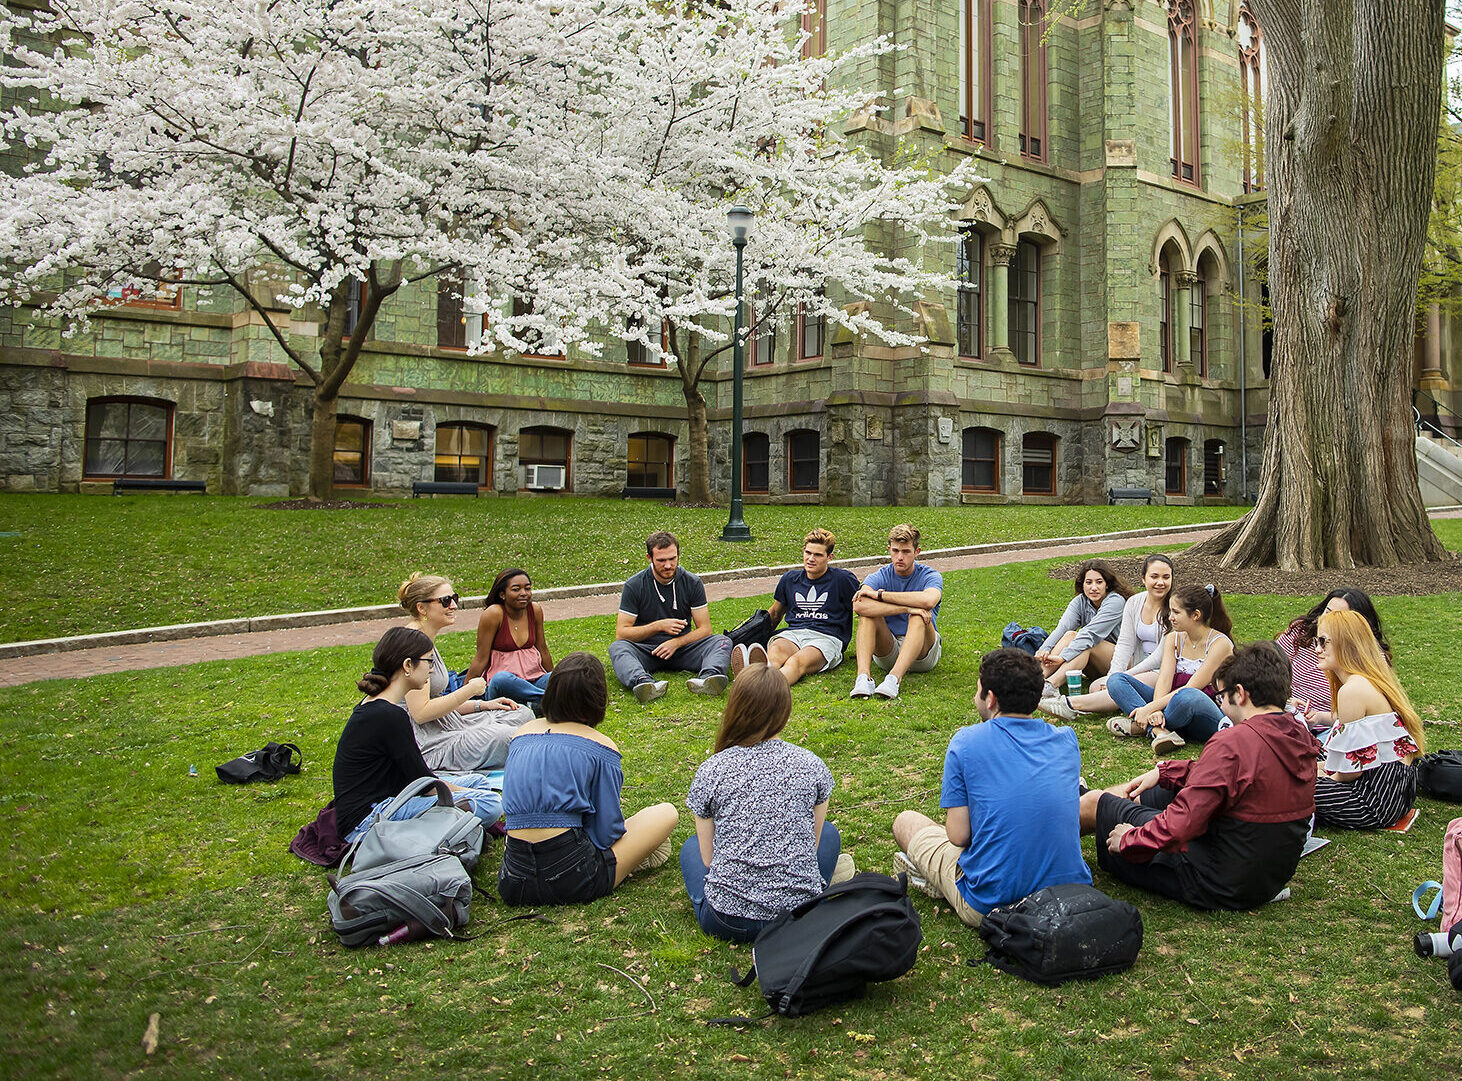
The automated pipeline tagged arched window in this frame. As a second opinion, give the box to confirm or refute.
[798,295,826,360]
[1009,240,1041,366]
[1203,439,1226,496]
[628,433,674,489]
[787,429,820,492]
[1238,4,1265,193]
[1018,1,1048,161]
[1167,1,1200,185]
[434,422,494,487]
[957,228,983,358]
[962,427,1001,492]
[960,1,992,143]
[1159,248,1174,373]
[1021,432,1057,495]
[437,275,487,351]
[333,415,371,486]
[743,432,770,493]
[519,425,572,490]
[1165,436,1189,495]
[1190,261,1209,378]
[83,397,173,478]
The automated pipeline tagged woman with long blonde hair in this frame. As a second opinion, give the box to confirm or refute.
[1313,609,1423,830]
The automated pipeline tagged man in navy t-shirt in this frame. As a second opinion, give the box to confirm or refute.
[740,527,861,686]
[891,648,1092,926]
[848,523,943,701]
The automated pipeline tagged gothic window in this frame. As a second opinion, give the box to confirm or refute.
[1009,240,1041,366]
[1190,266,1207,378]
[960,1,992,143]
[1018,1,1048,161]
[1167,1,1200,185]
[801,0,826,58]
[957,228,983,358]
[1159,249,1174,373]
[1238,4,1265,193]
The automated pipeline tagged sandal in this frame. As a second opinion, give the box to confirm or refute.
[1106,716,1149,738]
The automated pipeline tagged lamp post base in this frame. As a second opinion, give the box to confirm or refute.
[719,502,752,542]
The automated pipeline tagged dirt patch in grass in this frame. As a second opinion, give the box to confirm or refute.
[1050,554,1462,596]
[253,498,395,510]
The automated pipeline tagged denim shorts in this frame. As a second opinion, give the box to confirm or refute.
[497,828,616,906]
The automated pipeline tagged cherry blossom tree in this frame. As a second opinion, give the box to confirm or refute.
[0,0,979,500]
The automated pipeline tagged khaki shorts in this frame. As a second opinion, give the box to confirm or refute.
[769,626,846,672]
[874,630,942,673]
[905,822,984,927]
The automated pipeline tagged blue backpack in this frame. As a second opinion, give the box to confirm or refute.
[1001,622,1048,656]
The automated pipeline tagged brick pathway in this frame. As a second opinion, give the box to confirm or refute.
[0,527,1225,687]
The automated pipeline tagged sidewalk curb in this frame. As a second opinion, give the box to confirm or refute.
[0,519,1238,660]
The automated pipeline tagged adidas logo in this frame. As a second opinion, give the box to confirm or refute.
[795,584,828,612]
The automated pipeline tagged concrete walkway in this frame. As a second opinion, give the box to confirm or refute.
[0,525,1226,687]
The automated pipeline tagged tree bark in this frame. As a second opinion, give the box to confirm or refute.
[670,325,712,503]
[1197,0,1449,569]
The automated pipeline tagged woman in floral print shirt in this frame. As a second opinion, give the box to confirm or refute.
[1313,610,1423,830]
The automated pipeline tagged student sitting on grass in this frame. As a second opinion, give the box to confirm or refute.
[1275,588,1391,729]
[1080,642,1320,911]
[468,566,553,710]
[1312,609,1423,830]
[1043,553,1173,721]
[400,572,535,771]
[1103,583,1234,755]
[1033,559,1132,694]
[681,663,855,942]
[334,627,505,843]
[497,652,678,906]
[891,648,1091,927]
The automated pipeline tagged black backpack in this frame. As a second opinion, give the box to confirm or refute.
[216,741,302,784]
[1419,750,1462,803]
[725,608,777,650]
[722,873,921,1019]
[976,883,1142,986]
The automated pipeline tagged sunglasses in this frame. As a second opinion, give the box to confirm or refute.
[1313,635,1331,651]
[433,593,461,608]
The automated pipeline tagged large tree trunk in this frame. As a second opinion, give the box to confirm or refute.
[308,391,339,500]
[1198,0,1449,569]
[670,326,712,502]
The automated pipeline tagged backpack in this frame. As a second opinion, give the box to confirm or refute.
[723,873,921,1019]
[1418,750,1462,803]
[976,883,1143,986]
[342,776,486,875]
[1000,622,1048,657]
[327,851,473,948]
[1413,816,1462,962]
[215,741,302,784]
[725,608,777,650]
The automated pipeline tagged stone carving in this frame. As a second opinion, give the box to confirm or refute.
[937,417,954,443]
[249,399,275,417]
[391,420,422,441]
[865,416,884,441]
[991,243,1018,266]
[1110,418,1141,451]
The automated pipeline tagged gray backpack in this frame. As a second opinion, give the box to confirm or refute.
[342,776,485,874]
[327,851,473,947]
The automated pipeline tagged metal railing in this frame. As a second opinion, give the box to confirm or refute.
[1413,389,1462,452]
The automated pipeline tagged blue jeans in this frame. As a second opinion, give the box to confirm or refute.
[679,822,842,943]
[487,671,550,705]
[1107,674,1225,744]
[343,771,504,843]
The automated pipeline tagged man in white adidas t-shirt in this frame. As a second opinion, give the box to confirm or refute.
[735,528,861,686]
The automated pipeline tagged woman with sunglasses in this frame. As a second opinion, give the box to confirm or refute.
[1312,609,1423,830]
[333,626,504,844]
[1275,588,1391,730]
[400,572,534,772]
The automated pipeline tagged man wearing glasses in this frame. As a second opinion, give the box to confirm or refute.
[1078,642,1322,910]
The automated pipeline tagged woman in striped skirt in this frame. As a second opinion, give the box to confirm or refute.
[1313,609,1421,830]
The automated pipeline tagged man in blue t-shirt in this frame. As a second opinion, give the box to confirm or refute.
[891,648,1092,927]
[848,523,943,700]
[740,527,861,686]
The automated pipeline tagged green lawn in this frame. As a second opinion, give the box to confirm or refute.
[3,551,1461,1079]
[0,494,1246,643]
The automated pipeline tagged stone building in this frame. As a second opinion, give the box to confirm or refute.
[3,1,1445,504]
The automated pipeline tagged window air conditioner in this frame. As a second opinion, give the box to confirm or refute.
[524,464,566,490]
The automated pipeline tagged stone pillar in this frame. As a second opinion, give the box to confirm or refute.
[1421,301,1449,391]
[989,244,1017,351]
[1174,271,1197,369]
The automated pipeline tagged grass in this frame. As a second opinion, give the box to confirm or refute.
[3,549,1462,1079]
[0,494,1247,643]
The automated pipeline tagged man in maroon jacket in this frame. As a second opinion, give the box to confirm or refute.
[1079,642,1322,910]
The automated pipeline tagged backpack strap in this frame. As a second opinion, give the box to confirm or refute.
[338,776,455,875]
[1414,881,1444,921]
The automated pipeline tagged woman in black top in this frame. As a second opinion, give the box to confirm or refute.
[334,627,504,842]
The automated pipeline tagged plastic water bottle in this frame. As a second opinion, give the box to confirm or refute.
[377,919,430,946]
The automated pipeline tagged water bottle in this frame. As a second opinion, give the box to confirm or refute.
[377,919,430,946]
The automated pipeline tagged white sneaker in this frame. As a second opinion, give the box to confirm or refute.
[830,853,857,885]
[849,673,877,698]
[1042,695,1080,722]
[893,851,939,899]
[872,674,900,699]
[687,674,727,696]
[633,679,668,703]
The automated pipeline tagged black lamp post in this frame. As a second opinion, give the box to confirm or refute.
[720,205,754,542]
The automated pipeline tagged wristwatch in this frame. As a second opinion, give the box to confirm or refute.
[877,589,884,602]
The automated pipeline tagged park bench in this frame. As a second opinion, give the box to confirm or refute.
[112,478,206,495]
[412,481,479,498]
[620,486,677,500]
[1107,486,1154,505]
